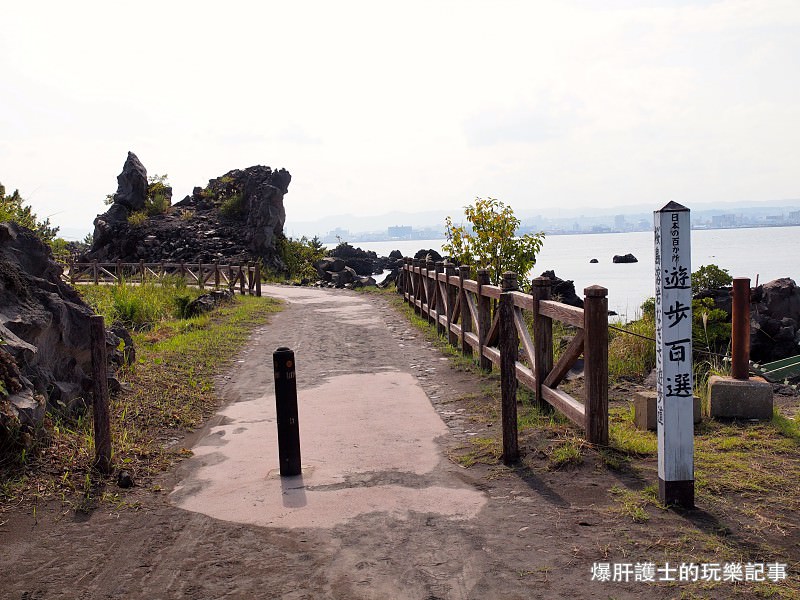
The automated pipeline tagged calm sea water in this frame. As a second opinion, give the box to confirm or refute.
[349,226,799,320]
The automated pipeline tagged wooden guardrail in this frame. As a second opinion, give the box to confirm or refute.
[66,260,262,297]
[398,257,608,460]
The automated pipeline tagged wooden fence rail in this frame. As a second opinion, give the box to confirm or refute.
[65,260,262,297]
[398,257,608,460]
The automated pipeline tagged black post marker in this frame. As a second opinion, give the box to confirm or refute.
[273,347,301,476]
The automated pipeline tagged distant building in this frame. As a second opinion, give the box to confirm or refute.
[711,214,736,228]
[614,215,626,231]
[387,225,413,239]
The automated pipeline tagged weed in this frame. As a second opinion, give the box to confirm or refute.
[548,439,583,470]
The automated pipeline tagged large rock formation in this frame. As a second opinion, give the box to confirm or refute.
[0,223,129,439]
[86,153,291,270]
[751,278,800,363]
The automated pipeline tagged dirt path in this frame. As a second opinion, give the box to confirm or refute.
[1,286,692,599]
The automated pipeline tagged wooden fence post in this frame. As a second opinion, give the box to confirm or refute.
[458,265,472,357]
[116,259,122,284]
[93,260,99,285]
[69,258,75,285]
[584,285,609,445]
[180,260,186,281]
[444,262,458,346]
[89,315,112,475]
[532,276,554,413]
[139,259,145,284]
[255,262,262,297]
[476,269,492,372]
[198,262,205,290]
[500,272,519,465]
[228,264,234,292]
[239,266,246,295]
[246,262,253,295]
[412,259,421,314]
[434,261,445,336]
[425,258,435,326]
[214,261,220,289]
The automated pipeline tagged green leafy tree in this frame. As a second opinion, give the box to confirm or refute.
[443,197,545,288]
[692,264,732,293]
[279,235,327,280]
[0,182,60,243]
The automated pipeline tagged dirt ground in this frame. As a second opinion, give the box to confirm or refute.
[0,285,793,599]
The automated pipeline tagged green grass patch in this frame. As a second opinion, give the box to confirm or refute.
[609,484,665,523]
[607,317,656,382]
[548,439,583,470]
[449,437,502,467]
[0,295,282,513]
[80,278,203,330]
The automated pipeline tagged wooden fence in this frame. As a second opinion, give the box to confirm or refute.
[398,257,608,461]
[66,260,262,297]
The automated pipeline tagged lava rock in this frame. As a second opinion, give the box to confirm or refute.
[612,253,638,263]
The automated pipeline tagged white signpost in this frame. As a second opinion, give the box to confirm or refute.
[654,201,694,508]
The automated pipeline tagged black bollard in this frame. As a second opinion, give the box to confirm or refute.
[273,346,302,476]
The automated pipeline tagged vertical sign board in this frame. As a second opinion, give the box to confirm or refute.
[654,201,694,508]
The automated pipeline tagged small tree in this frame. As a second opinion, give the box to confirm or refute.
[0,182,60,243]
[443,197,544,288]
[692,264,732,293]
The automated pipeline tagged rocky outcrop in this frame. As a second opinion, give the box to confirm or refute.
[85,153,291,270]
[539,270,583,308]
[751,278,800,363]
[613,253,638,264]
[0,223,130,439]
[313,257,376,289]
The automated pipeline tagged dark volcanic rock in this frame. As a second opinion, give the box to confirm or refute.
[589,258,599,264]
[86,154,291,270]
[0,223,130,435]
[539,270,584,308]
[113,151,148,212]
[612,253,638,264]
[751,278,800,363]
[414,249,443,263]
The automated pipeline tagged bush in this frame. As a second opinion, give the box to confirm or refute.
[128,211,148,226]
[443,197,545,289]
[693,264,732,293]
[279,235,326,280]
[219,193,245,218]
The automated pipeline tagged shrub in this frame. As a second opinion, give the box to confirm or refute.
[279,235,326,280]
[128,211,148,226]
[443,197,545,289]
[693,264,732,293]
[219,193,245,218]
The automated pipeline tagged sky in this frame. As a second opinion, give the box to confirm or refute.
[2,0,799,239]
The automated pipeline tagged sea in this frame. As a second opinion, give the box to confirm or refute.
[343,225,799,321]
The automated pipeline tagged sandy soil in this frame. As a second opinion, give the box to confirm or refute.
[0,285,746,599]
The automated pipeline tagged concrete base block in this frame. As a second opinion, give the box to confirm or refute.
[633,391,701,431]
[708,375,773,420]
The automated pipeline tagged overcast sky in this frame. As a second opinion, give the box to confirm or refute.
[2,0,798,239]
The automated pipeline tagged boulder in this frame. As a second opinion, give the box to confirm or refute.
[0,223,131,437]
[414,249,442,263]
[589,258,598,264]
[113,151,148,211]
[539,270,583,308]
[185,289,234,317]
[612,253,638,264]
[751,278,800,362]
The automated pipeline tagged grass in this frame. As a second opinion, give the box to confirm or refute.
[80,278,204,330]
[0,294,281,513]
[607,316,656,382]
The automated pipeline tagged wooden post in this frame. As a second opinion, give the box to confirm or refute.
[228,264,234,292]
[445,263,458,347]
[160,261,165,281]
[198,262,205,290]
[116,259,122,284]
[477,269,492,372]
[434,261,445,336]
[731,277,751,380]
[412,259,421,314]
[239,266,246,296]
[247,262,254,295]
[214,261,220,289]
[654,202,694,508]
[458,265,472,357]
[532,276,554,413]
[93,260,99,285]
[584,285,609,446]
[255,262,262,297]
[139,259,145,284]
[180,260,186,282]
[500,272,519,465]
[90,315,112,475]
[69,258,75,285]
[426,258,435,326]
